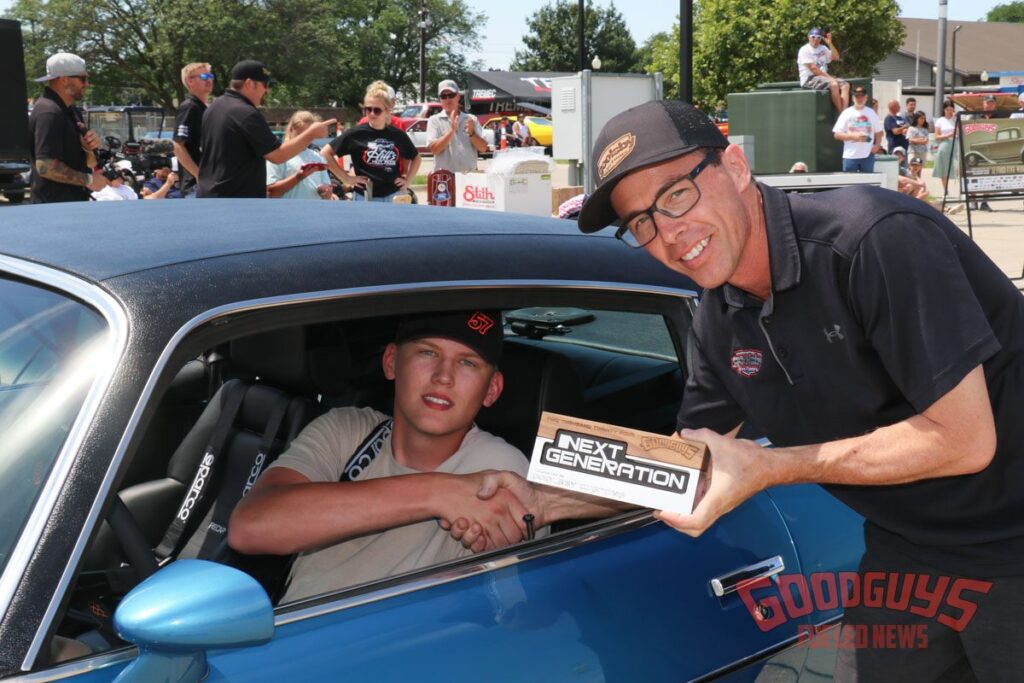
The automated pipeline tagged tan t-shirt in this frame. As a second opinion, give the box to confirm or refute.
[267,406,529,602]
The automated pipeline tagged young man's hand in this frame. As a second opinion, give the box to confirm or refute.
[434,472,530,550]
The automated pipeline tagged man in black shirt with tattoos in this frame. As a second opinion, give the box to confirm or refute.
[28,52,108,203]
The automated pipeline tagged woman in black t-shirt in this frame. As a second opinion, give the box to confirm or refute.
[323,81,420,201]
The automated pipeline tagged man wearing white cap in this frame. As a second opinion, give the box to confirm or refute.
[426,79,488,173]
[28,52,108,203]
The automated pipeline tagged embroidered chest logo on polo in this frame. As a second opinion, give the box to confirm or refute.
[730,349,763,377]
[597,133,636,179]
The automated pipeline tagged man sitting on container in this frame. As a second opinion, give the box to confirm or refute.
[797,27,848,114]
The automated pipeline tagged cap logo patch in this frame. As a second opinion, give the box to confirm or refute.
[597,133,636,179]
[730,349,763,377]
[467,312,495,335]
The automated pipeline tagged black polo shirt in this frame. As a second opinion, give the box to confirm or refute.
[173,93,206,195]
[197,89,279,198]
[28,87,90,203]
[678,183,1024,576]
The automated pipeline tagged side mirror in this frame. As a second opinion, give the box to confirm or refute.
[112,559,274,683]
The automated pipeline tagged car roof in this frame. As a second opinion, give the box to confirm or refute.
[0,202,691,321]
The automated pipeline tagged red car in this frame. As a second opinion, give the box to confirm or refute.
[397,102,443,129]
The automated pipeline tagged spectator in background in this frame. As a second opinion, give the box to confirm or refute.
[173,62,213,197]
[427,79,487,173]
[199,60,335,198]
[266,111,334,200]
[907,111,929,164]
[142,164,182,199]
[980,94,1000,119]
[833,85,883,172]
[901,97,927,131]
[499,116,518,148]
[893,148,928,200]
[932,100,958,196]
[357,83,407,131]
[323,81,420,202]
[91,168,138,201]
[788,161,809,173]
[513,113,533,147]
[797,27,848,113]
[883,99,908,153]
[28,52,107,202]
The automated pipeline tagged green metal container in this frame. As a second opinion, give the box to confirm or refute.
[728,79,872,174]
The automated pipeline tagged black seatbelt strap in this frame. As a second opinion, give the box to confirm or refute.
[340,419,392,482]
[156,381,247,560]
[195,393,291,560]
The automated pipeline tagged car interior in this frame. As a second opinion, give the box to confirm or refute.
[50,296,693,664]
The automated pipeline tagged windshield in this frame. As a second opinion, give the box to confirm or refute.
[398,106,422,119]
[129,110,166,139]
[0,278,107,576]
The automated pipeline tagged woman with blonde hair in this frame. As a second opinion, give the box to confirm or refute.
[321,81,419,202]
[266,110,335,199]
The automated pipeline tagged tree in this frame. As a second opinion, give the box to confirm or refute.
[641,26,680,100]
[987,2,1024,22]
[5,0,485,114]
[511,0,641,73]
[640,0,904,111]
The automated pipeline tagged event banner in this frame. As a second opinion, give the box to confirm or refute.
[960,115,1024,194]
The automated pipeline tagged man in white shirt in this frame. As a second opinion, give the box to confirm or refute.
[798,27,848,113]
[833,85,883,172]
[426,79,488,173]
[91,169,138,200]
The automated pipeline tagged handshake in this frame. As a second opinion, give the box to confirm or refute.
[438,470,629,553]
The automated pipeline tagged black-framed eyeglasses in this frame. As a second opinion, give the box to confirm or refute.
[363,106,385,115]
[440,92,458,100]
[614,152,717,249]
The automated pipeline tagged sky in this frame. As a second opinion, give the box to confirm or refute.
[466,0,1008,69]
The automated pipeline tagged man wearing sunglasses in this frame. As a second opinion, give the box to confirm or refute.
[198,59,336,198]
[173,62,214,197]
[427,79,488,173]
[28,52,108,203]
[574,100,1024,680]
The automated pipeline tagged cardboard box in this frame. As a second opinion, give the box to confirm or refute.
[527,412,709,514]
[455,172,552,217]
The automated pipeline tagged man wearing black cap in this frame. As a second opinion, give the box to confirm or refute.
[571,99,1024,680]
[832,85,883,172]
[229,310,538,601]
[198,59,336,198]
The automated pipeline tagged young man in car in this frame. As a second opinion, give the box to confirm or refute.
[229,310,536,601]
[563,99,1024,681]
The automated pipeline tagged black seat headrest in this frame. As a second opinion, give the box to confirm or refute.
[476,341,584,456]
[229,323,350,395]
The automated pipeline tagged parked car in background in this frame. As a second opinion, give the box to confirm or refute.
[0,200,863,681]
[524,116,553,149]
[396,102,443,129]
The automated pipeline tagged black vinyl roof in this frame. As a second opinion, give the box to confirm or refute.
[0,201,691,318]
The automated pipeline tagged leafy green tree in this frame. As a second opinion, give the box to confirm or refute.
[640,0,904,110]
[6,0,485,114]
[511,0,641,72]
[641,26,680,100]
[987,2,1024,22]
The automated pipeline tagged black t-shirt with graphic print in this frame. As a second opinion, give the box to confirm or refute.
[677,183,1024,577]
[173,94,206,195]
[329,124,418,198]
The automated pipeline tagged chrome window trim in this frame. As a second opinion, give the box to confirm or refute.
[0,256,128,670]
[26,278,696,671]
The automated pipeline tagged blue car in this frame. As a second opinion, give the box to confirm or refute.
[0,200,863,682]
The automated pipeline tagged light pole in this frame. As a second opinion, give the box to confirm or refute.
[950,25,962,95]
[578,0,585,72]
[679,0,693,103]
[935,0,947,118]
[418,0,431,102]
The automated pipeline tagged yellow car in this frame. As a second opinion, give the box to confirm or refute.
[525,116,553,148]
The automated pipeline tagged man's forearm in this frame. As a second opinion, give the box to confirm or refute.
[173,142,200,178]
[427,127,455,156]
[36,158,89,187]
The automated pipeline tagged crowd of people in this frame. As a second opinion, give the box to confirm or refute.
[27,53,495,205]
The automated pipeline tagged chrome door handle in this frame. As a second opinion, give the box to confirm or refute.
[709,555,785,597]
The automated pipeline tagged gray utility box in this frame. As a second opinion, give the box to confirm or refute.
[551,71,662,193]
